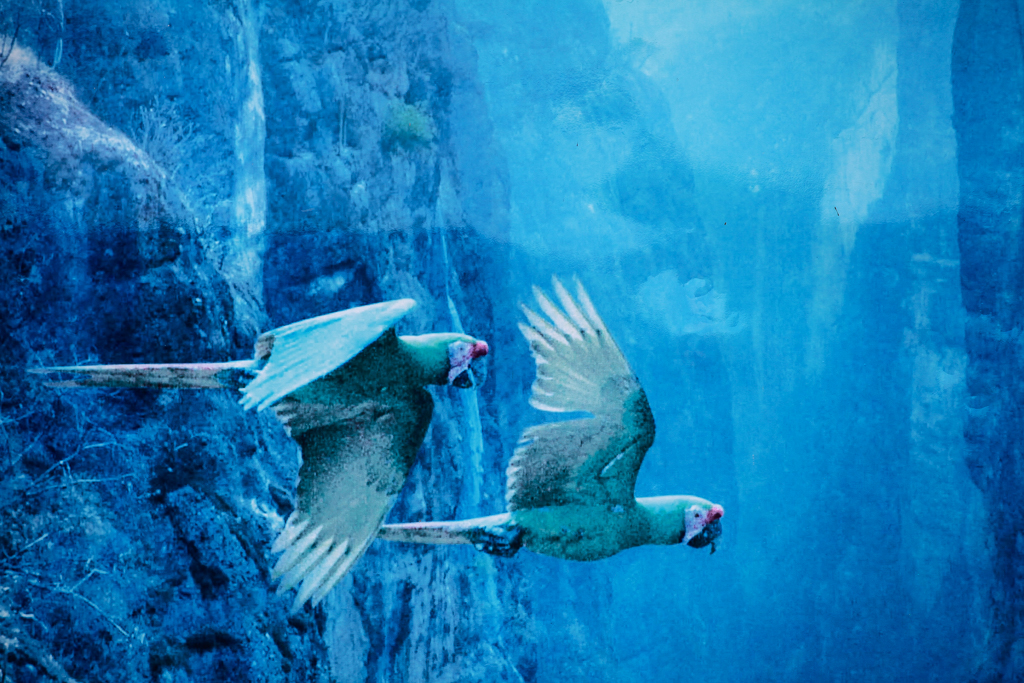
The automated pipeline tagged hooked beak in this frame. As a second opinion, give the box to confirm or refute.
[686,520,722,550]
[448,340,489,387]
[453,369,475,388]
[472,341,489,358]
[683,504,725,549]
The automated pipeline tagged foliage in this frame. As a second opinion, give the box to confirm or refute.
[382,100,435,151]
[132,98,197,180]
[0,0,61,71]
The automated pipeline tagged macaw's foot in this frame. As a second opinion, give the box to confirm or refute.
[466,524,523,558]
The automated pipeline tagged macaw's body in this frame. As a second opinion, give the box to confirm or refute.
[379,496,720,562]
[32,300,489,611]
[378,279,724,562]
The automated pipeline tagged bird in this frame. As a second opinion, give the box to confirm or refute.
[30,298,489,611]
[376,278,724,563]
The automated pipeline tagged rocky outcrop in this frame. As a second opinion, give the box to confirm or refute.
[0,48,328,683]
[257,1,529,678]
[0,0,530,679]
[952,0,1024,679]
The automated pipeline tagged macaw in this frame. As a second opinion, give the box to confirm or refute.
[32,299,489,611]
[378,279,724,562]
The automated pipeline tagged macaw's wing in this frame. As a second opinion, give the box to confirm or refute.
[269,386,433,612]
[506,278,655,511]
[240,299,417,411]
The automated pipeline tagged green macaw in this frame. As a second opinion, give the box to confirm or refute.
[31,299,489,611]
[378,278,724,561]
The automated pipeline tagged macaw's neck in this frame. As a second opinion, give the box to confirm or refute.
[634,496,706,546]
[394,334,454,386]
[323,330,477,393]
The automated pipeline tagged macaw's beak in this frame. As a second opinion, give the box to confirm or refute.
[686,519,723,550]
[448,340,489,388]
[685,503,724,551]
[453,369,475,388]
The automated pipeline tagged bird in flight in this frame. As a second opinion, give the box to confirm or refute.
[32,299,489,611]
[378,278,724,562]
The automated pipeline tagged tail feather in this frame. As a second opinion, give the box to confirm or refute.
[378,514,512,546]
[28,361,258,390]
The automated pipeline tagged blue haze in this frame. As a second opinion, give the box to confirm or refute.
[447,0,983,681]
[0,0,1015,681]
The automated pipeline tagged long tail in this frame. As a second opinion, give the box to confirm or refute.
[377,517,497,546]
[378,514,522,557]
[28,361,258,390]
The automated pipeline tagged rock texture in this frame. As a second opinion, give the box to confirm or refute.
[1,0,1020,681]
[0,44,327,683]
[1,1,530,681]
[257,1,530,679]
[953,0,1024,679]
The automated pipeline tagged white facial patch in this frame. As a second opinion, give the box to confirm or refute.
[448,340,476,384]
[683,505,709,545]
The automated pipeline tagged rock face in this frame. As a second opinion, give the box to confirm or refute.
[1,0,529,681]
[448,1,993,681]
[0,45,331,683]
[953,0,1024,679]
[1,0,1021,681]
[256,1,529,679]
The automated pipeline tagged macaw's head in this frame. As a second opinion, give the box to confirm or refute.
[403,333,489,388]
[446,336,490,388]
[682,500,725,553]
[640,495,725,553]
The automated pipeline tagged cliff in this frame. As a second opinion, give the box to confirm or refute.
[0,0,528,680]
[1,0,1018,681]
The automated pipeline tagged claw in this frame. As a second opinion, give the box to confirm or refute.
[466,524,523,558]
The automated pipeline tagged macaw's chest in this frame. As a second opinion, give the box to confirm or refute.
[513,503,646,562]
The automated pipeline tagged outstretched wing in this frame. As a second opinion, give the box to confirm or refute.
[269,386,433,612]
[240,299,417,411]
[506,278,655,510]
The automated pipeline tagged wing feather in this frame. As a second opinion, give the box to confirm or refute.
[518,323,557,354]
[306,539,364,607]
[553,278,598,338]
[574,280,609,337]
[293,539,350,608]
[533,286,584,341]
[276,533,332,592]
[520,307,570,350]
[507,278,655,509]
[520,278,632,414]
[240,299,416,411]
[271,518,310,554]
[269,386,433,612]
[273,524,322,576]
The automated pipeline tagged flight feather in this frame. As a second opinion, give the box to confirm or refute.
[270,387,433,611]
[240,299,416,411]
[506,278,655,510]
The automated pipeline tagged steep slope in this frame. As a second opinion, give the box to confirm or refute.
[0,47,330,682]
[953,0,1024,679]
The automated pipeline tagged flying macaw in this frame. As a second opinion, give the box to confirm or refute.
[31,299,489,611]
[377,279,724,561]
